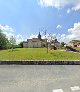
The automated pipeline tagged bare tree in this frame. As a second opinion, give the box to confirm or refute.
[42,29,47,53]
[9,36,16,51]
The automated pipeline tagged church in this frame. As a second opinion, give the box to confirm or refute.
[23,32,47,48]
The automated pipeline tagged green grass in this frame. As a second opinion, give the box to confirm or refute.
[0,48,80,60]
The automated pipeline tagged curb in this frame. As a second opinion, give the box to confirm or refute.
[0,60,80,65]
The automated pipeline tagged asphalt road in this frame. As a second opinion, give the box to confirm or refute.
[0,65,80,92]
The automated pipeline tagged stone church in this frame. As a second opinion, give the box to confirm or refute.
[23,32,47,48]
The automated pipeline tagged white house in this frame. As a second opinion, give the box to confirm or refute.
[68,40,80,47]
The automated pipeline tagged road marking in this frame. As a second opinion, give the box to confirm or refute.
[70,86,80,91]
[52,89,63,92]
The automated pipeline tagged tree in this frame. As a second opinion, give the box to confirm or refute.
[61,42,66,48]
[19,42,23,48]
[47,34,57,50]
[0,30,9,49]
[43,30,48,53]
[43,31,57,53]
[9,36,16,51]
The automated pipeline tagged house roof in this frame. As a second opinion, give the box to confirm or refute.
[70,40,80,43]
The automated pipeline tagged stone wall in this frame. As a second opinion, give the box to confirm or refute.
[0,60,80,65]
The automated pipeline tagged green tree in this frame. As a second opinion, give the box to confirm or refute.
[15,42,23,48]
[19,42,23,48]
[61,42,66,48]
[0,30,8,49]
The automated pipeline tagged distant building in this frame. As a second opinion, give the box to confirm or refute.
[23,32,61,48]
[23,32,47,48]
[48,39,60,49]
[68,40,80,47]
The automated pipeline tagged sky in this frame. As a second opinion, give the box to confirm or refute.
[0,0,80,44]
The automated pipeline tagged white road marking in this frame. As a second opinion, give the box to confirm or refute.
[52,89,63,92]
[70,86,80,91]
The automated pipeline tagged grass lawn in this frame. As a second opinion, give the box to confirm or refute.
[0,48,80,60]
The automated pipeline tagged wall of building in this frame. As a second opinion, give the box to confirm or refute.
[23,42,28,48]
[27,40,33,48]
[23,39,61,48]
[27,41,42,48]
[55,42,60,48]
[68,42,80,47]
[42,42,46,47]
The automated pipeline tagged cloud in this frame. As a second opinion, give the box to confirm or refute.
[67,9,71,14]
[0,24,15,39]
[29,22,80,43]
[66,4,80,14]
[0,24,14,33]
[29,34,38,39]
[38,0,68,9]
[1,22,77,45]
[57,22,80,43]
[38,0,80,9]
[72,4,80,11]
[68,22,80,39]
[16,34,25,44]
[56,25,62,29]
[0,24,25,44]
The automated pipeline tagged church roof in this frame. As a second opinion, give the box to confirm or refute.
[27,38,47,42]
[32,38,41,42]
[27,38,41,42]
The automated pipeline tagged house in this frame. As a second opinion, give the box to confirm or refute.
[23,32,47,48]
[48,39,60,49]
[68,40,80,47]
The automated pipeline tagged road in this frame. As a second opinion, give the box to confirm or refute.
[0,65,80,92]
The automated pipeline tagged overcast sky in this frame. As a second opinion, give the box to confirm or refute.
[0,0,80,44]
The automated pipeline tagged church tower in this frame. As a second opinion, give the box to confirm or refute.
[38,32,41,40]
